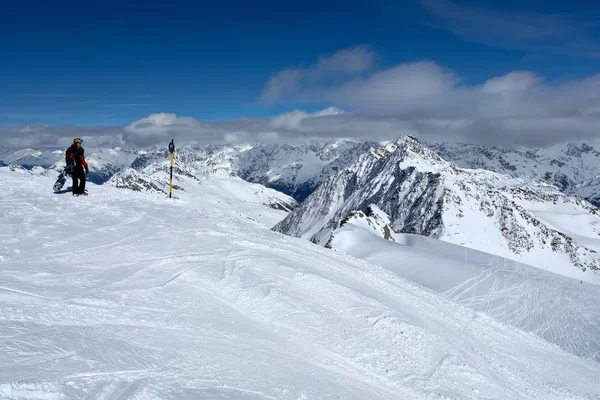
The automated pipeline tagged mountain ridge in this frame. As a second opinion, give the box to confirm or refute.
[273,136,600,281]
[4,137,600,206]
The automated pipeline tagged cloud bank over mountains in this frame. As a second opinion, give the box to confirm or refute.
[2,46,600,150]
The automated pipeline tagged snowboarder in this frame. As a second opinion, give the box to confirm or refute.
[70,138,89,196]
[53,140,80,192]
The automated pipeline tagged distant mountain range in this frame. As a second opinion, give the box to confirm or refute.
[429,141,600,207]
[4,137,600,280]
[3,138,600,206]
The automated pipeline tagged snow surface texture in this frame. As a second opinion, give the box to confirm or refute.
[273,136,600,280]
[2,167,600,399]
[328,209,600,363]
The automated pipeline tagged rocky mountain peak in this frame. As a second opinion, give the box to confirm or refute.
[273,138,600,278]
[565,142,599,157]
[395,135,442,161]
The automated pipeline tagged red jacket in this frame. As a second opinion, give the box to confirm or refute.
[66,145,88,168]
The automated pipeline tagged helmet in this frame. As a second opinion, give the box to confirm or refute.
[73,138,83,144]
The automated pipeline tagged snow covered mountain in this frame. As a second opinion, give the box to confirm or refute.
[2,166,600,399]
[574,175,600,207]
[273,136,600,281]
[0,148,64,168]
[0,146,141,185]
[108,146,298,212]
[429,141,600,206]
[12,140,600,279]
[0,140,371,202]
[5,140,600,238]
[235,139,372,201]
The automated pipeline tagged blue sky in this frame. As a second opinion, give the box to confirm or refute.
[1,0,598,124]
[1,0,599,148]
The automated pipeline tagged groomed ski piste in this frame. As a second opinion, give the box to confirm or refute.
[1,167,600,399]
[329,212,600,363]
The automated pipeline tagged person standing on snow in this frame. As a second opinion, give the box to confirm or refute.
[70,138,89,196]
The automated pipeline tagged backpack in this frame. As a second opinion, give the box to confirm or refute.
[65,146,76,166]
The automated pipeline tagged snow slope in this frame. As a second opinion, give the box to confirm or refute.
[328,211,600,362]
[2,167,600,399]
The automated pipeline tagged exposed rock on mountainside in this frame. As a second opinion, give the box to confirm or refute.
[273,136,600,276]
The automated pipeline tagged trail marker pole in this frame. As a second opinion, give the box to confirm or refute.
[168,139,175,198]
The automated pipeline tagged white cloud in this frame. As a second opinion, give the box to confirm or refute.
[0,124,125,150]
[2,51,600,150]
[326,61,461,115]
[257,48,600,146]
[122,113,210,147]
[313,46,375,75]
[260,46,375,105]
[480,71,542,96]
[2,95,599,151]
[268,107,344,130]
[261,69,303,105]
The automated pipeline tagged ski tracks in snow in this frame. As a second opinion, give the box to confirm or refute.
[1,170,600,399]
[443,260,600,362]
[190,237,600,399]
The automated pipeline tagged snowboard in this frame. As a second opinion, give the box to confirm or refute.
[53,166,73,192]
[53,172,67,192]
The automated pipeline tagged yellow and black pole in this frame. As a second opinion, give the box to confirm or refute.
[168,139,175,198]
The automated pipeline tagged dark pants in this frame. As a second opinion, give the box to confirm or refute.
[72,166,86,194]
